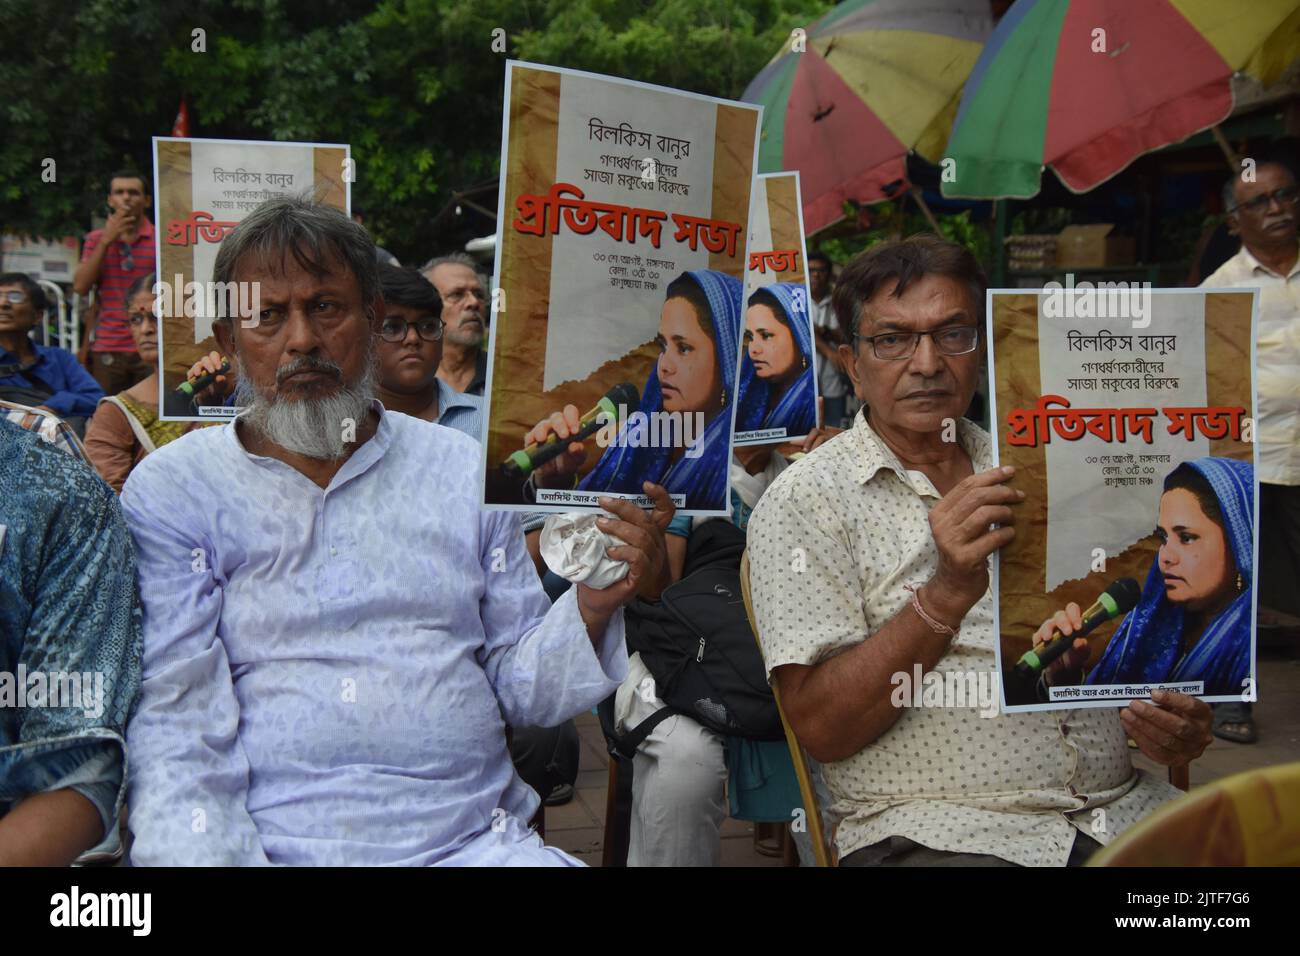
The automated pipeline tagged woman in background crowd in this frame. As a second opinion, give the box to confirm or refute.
[84,273,209,491]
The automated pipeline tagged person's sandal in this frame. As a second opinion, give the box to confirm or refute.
[1212,702,1257,744]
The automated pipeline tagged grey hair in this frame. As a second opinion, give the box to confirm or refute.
[213,193,379,323]
[1222,160,1295,214]
[420,251,481,277]
[832,234,987,341]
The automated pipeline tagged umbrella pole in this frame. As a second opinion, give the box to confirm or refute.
[909,187,944,235]
[1211,126,1240,172]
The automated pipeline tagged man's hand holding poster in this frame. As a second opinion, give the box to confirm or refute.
[989,285,1258,712]
[153,136,350,421]
[482,62,761,515]
[735,172,819,447]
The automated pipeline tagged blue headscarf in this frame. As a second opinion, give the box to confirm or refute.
[579,269,741,511]
[735,282,817,436]
[1087,456,1253,696]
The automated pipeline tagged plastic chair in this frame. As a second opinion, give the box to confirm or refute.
[1089,761,1300,866]
[739,550,836,867]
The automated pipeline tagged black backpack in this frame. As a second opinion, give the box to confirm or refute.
[613,520,784,758]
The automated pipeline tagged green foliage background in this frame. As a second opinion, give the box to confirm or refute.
[0,0,832,263]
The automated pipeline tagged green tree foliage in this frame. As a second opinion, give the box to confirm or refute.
[1,0,830,263]
[819,206,992,269]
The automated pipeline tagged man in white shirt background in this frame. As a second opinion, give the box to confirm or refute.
[1201,152,1300,744]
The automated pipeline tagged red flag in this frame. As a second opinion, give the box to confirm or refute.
[172,97,190,137]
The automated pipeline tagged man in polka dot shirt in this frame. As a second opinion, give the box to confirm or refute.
[748,236,1212,867]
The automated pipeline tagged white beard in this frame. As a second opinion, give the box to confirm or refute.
[236,350,378,460]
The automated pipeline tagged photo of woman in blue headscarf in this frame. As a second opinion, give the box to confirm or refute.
[735,282,817,441]
[524,269,742,512]
[1035,456,1254,697]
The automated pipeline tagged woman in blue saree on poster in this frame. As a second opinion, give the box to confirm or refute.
[526,269,741,512]
[1036,457,1254,698]
[735,283,817,439]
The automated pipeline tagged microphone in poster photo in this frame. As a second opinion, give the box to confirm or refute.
[1014,577,1141,684]
[501,381,640,479]
[175,356,231,398]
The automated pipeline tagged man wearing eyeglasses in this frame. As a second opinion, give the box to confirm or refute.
[73,170,157,395]
[421,253,489,396]
[1201,156,1300,745]
[373,263,481,437]
[747,236,1209,867]
[0,273,103,435]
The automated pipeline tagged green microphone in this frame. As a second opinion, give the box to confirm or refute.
[174,357,231,398]
[1014,577,1141,680]
[501,382,639,479]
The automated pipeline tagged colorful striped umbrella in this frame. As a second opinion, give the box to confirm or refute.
[742,0,992,234]
[942,0,1300,200]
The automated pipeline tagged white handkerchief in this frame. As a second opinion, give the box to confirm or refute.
[539,513,630,589]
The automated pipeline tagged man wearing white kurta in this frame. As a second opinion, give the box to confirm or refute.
[122,196,672,865]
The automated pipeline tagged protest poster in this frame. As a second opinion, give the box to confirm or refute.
[482,61,761,515]
[734,171,818,447]
[152,136,350,421]
[988,285,1258,712]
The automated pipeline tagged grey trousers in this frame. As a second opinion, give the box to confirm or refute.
[615,653,835,866]
[619,659,729,867]
[840,832,1102,867]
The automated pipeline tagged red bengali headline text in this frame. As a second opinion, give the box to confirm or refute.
[1007,395,1247,447]
[512,183,742,258]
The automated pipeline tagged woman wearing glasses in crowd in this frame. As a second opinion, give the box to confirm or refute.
[84,273,213,492]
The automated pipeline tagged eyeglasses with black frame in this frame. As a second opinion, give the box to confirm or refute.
[1229,185,1300,215]
[2,291,30,305]
[379,316,445,343]
[854,325,980,361]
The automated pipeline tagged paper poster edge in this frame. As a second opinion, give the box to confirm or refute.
[504,59,764,114]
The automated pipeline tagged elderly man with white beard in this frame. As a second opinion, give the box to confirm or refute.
[120,195,673,865]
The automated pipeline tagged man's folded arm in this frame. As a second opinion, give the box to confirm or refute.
[748,496,951,763]
[476,510,628,729]
[120,467,271,865]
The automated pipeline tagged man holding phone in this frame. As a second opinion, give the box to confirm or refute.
[74,169,157,394]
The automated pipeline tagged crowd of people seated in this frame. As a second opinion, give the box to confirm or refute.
[10,163,1276,868]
